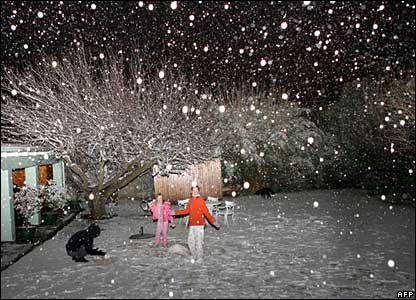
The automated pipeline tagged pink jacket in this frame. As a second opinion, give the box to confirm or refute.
[150,201,173,223]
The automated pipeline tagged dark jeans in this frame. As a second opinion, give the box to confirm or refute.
[67,245,87,259]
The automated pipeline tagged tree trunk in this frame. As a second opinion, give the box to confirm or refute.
[90,193,108,219]
[88,160,155,219]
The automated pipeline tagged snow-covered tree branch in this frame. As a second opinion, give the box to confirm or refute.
[215,85,331,191]
[1,48,228,218]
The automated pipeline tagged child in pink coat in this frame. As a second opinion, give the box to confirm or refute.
[150,193,175,247]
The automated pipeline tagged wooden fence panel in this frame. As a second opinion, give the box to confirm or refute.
[154,160,223,200]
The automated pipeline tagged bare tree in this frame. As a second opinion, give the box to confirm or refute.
[1,48,227,218]
[326,78,415,157]
[378,78,415,155]
[318,77,415,193]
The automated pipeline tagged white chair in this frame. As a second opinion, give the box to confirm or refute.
[177,199,190,226]
[216,200,235,225]
[206,196,219,203]
[206,197,220,216]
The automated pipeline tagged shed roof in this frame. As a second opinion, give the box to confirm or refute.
[1,143,59,170]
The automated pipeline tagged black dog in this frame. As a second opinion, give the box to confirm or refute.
[255,187,275,198]
[66,224,106,262]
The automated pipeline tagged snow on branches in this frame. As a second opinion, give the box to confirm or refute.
[1,48,228,217]
[14,187,41,226]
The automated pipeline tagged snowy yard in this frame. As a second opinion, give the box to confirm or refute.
[1,189,414,299]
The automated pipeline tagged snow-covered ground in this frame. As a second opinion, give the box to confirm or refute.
[1,189,414,299]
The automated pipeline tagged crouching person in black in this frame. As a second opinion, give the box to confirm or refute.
[66,223,106,262]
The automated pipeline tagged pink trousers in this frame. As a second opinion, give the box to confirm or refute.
[155,221,169,247]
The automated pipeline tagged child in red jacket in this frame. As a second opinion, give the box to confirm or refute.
[150,193,175,247]
[171,186,220,261]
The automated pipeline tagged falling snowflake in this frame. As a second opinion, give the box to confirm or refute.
[387,260,395,268]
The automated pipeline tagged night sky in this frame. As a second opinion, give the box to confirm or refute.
[1,1,415,103]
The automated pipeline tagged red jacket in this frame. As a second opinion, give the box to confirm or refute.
[174,196,216,226]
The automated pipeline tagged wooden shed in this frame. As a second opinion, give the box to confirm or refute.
[154,160,223,201]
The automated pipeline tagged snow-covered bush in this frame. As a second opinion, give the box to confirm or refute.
[218,86,334,192]
[14,187,41,227]
[40,180,71,211]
